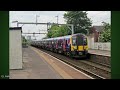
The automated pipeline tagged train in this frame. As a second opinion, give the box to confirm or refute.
[31,33,88,58]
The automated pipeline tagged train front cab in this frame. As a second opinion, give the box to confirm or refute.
[70,34,88,58]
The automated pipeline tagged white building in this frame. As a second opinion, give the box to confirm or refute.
[9,27,22,69]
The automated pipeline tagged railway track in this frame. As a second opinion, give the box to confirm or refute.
[88,54,111,68]
[34,47,111,79]
[86,60,111,68]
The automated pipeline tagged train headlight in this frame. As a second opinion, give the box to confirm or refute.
[79,52,83,55]
[74,46,77,49]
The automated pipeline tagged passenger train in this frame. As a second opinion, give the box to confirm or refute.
[31,33,88,58]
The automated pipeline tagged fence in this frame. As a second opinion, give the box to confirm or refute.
[93,42,111,51]
[87,35,111,51]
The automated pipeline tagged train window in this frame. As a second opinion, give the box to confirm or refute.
[76,35,83,45]
[52,41,53,44]
[66,40,67,45]
[83,38,87,45]
[54,40,56,44]
[58,40,60,46]
[72,36,77,46]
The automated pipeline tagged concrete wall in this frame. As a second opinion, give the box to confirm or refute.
[87,35,94,49]
[94,42,111,51]
[9,28,22,69]
[87,35,111,51]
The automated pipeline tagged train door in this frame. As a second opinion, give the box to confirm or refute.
[71,35,77,51]
[63,39,66,52]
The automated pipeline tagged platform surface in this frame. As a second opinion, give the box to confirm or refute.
[88,49,111,57]
[10,46,92,79]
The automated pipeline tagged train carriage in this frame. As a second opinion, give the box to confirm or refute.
[70,33,88,57]
[31,33,88,58]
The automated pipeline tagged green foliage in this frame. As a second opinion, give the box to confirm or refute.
[22,36,28,44]
[99,22,111,42]
[47,24,70,38]
[46,11,92,38]
[22,36,26,42]
[64,11,92,35]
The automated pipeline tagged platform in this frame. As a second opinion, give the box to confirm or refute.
[10,46,92,79]
[88,49,111,57]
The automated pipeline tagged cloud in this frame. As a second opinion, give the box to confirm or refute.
[87,11,111,25]
[10,11,111,40]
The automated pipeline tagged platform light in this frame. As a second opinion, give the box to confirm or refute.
[12,21,18,27]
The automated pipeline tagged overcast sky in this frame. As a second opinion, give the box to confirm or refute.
[9,11,111,40]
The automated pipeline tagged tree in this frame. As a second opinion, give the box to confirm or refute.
[57,25,71,36]
[64,11,92,35]
[47,24,70,38]
[99,22,111,42]
[47,24,59,38]
[22,36,28,46]
[22,36,27,43]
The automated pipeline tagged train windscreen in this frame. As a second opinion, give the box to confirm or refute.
[77,35,83,46]
[83,38,87,45]
[72,36,77,46]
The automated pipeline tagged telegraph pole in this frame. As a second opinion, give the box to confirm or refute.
[55,15,58,24]
[36,15,40,25]
[17,22,74,35]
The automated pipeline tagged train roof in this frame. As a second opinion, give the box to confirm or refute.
[42,35,71,41]
[72,33,85,36]
[39,33,86,41]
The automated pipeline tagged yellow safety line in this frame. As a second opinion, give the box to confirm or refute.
[30,47,73,79]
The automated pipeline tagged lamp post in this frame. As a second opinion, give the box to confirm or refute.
[55,15,58,24]
[21,24,24,27]
[12,21,18,27]
[36,15,40,25]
